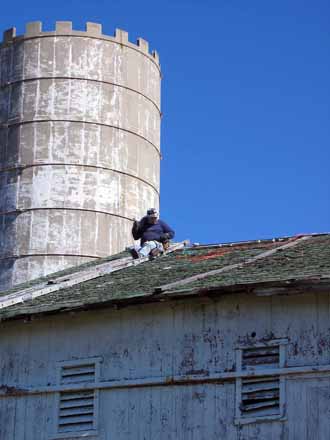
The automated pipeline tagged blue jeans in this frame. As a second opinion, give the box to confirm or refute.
[137,241,164,257]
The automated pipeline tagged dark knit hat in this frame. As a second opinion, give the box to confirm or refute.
[147,208,158,216]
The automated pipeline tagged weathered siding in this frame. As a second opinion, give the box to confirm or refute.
[1,292,330,439]
[0,22,161,290]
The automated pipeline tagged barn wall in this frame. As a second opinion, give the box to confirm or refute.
[1,291,330,439]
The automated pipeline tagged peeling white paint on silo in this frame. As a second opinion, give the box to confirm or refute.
[0,22,161,291]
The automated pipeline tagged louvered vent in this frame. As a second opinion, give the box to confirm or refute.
[242,345,279,369]
[58,361,97,433]
[61,363,96,384]
[58,390,95,433]
[241,376,280,417]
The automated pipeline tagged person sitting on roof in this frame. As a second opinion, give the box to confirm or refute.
[129,208,175,259]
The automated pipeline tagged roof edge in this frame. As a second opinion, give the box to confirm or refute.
[1,276,329,324]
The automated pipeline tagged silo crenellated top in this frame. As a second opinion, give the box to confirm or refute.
[1,21,160,65]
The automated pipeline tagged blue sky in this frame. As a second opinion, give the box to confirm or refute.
[1,0,329,244]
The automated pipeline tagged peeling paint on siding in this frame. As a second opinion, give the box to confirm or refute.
[1,293,330,438]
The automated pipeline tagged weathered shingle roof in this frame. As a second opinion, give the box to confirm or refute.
[0,234,329,321]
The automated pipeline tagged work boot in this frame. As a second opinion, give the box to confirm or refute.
[149,248,161,259]
[163,240,170,251]
[129,248,140,259]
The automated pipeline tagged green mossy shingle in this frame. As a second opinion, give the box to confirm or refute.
[1,235,329,321]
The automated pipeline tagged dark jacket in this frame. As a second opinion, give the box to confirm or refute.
[132,217,175,245]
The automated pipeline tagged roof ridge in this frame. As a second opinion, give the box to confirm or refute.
[0,241,187,311]
[189,232,328,250]
[154,235,313,293]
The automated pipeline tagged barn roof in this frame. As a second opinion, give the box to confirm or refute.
[0,233,329,322]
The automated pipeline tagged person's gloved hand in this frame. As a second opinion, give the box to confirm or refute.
[160,233,171,242]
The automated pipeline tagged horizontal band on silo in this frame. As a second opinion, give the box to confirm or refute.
[0,208,137,222]
[0,253,103,261]
[0,77,161,116]
[0,120,161,155]
[0,164,160,195]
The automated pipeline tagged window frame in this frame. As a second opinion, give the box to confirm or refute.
[234,339,288,425]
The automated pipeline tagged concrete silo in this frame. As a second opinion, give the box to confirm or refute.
[0,21,161,290]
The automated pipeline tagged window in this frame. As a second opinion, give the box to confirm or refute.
[235,340,287,425]
[53,357,101,439]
